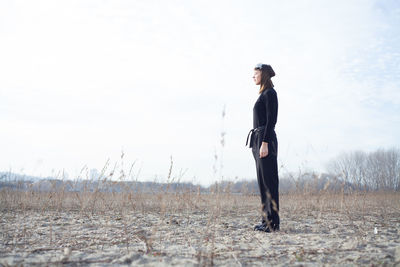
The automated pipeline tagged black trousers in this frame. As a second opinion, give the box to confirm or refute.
[250,130,280,227]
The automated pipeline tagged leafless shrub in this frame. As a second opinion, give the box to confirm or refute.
[327,147,400,191]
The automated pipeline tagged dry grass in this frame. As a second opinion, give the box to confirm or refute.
[1,186,399,266]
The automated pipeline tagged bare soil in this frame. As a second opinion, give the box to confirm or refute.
[1,192,399,266]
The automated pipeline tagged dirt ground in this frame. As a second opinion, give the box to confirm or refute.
[1,192,399,266]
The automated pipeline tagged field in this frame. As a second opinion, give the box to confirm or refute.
[1,190,400,266]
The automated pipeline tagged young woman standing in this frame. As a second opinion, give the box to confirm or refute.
[245,63,280,232]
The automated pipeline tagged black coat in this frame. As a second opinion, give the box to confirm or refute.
[253,87,278,143]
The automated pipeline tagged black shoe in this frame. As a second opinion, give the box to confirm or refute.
[254,218,268,229]
[253,220,268,230]
[253,223,264,231]
[254,222,279,232]
[255,224,271,232]
[254,222,271,232]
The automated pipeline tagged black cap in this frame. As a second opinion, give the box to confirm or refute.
[255,63,275,78]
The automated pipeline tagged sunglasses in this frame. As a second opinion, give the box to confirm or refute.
[254,63,264,70]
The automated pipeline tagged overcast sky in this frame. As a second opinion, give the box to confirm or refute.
[1,0,399,186]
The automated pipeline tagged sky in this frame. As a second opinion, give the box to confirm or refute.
[1,0,399,186]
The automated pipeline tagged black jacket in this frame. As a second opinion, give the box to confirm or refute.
[253,87,278,143]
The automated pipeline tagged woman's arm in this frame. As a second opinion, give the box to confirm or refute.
[262,89,278,143]
[259,89,278,158]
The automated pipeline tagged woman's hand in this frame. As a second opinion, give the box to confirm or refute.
[259,142,269,158]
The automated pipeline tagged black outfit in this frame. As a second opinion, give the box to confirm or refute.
[246,87,280,230]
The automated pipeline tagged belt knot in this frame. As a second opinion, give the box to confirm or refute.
[245,125,266,147]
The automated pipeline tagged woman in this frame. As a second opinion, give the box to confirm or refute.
[245,63,280,232]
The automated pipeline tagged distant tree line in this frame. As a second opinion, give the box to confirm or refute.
[326,147,400,191]
[1,147,399,193]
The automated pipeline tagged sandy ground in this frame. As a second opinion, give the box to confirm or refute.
[1,193,400,266]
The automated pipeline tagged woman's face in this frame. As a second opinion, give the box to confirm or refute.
[253,69,262,85]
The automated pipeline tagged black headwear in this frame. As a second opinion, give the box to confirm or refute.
[255,63,275,78]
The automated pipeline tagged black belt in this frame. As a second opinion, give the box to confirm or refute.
[245,125,266,147]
